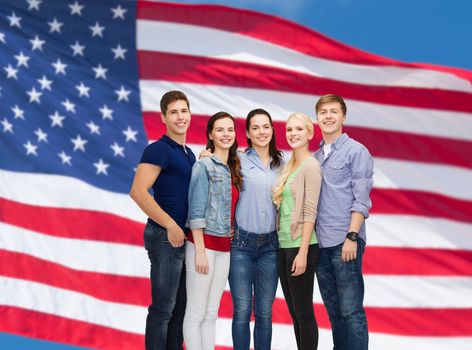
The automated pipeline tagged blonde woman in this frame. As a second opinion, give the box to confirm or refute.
[273,112,322,350]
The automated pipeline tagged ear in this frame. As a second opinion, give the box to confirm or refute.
[161,113,166,123]
[245,131,250,138]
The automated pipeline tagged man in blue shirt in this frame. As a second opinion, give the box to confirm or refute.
[314,94,374,350]
[130,91,196,350]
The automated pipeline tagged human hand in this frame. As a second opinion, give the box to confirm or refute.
[341,239,357,262]
[195,249,209,274]
[167,222,186,247]
[291,253,307,276]
[199,149,212,159]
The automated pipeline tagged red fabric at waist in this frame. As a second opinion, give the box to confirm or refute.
[187,231,230,252]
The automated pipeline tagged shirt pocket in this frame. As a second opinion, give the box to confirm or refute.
[208,170,225,196]
[326,161,350,183]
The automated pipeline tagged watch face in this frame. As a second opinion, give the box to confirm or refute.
[347,232,358,241]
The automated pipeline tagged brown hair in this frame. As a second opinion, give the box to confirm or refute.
[245,108,283,169]
[160,90,190,115]
[206,112,243,188]
[315,94,347,115]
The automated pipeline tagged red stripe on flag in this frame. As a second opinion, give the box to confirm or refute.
[0,250,150,306]
[370,189,472,223]
[3,244,469,314]
[136,1,472,84]
[363,247,472,276]
[218,292,472,336]
[143,112,472,169]
[138,50,472,113]
[0,306,144,350]
[0,197,144,245]
[345,126,472,170]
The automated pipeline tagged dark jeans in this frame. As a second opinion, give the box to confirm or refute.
[278,244,319,350]
[316,239,368,350]
[143,223,186,350]
[228,229,279,350]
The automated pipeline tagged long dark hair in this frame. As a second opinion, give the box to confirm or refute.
[206,112,243,188]
[245,108,283,169]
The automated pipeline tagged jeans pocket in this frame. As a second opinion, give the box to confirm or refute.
[143,224,171,251]
[269,235,279,249]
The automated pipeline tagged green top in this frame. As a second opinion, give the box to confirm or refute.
[278,166,318,248]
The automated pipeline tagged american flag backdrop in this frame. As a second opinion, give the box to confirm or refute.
[1,0,472,349]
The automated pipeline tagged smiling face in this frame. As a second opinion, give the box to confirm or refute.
[316,101,346,140]
[285,115,314,150]
[209,117,236,151]
[161,99,191,137]
[247,114,273,149]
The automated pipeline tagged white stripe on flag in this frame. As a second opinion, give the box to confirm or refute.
[0,276,146,334]
[139,81,472,141]
[137,20,472,93]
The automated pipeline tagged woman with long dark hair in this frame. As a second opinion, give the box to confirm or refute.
[184,112,242,350]
[229,109,283,350]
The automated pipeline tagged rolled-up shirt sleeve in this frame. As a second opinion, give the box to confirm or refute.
[350,147,374,218]
[188,162,209,230]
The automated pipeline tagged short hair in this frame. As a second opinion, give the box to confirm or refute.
[160,90,190,115]
[315,94,347,115]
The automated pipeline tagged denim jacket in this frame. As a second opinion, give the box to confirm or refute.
[187,155,232,237]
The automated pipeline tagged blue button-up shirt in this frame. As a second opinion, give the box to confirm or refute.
[314,134,374,248]
[235,149,282,234]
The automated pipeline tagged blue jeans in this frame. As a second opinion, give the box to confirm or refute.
[228,229,279,350]
[143,223,186,350]
[316,239,368,350]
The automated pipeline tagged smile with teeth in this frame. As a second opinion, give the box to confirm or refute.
[175,122,186,127]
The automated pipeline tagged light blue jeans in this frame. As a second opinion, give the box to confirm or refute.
[228,228,279,350]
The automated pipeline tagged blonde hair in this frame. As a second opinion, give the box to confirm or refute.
[273,112,314,208]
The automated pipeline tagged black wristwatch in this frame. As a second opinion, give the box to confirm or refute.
[346,231,358,241]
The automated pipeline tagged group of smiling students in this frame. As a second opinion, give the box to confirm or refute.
[130,91,374,350]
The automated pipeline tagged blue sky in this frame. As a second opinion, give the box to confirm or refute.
[2,0,470,349]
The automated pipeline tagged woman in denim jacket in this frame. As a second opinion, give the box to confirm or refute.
[184,111,243,350]
[229,109,283,350]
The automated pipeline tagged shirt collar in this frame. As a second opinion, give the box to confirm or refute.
[319,133,348,150]
[246,148,270,170]
[211,154,226,166]
[161,134,190,152]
